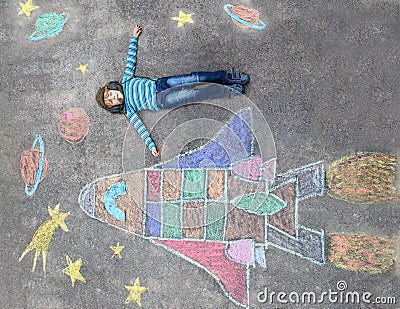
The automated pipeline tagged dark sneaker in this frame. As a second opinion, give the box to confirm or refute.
[227,84,244,94]
[226,67,250,85]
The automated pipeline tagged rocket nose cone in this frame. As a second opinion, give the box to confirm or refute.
[78,182,97,218]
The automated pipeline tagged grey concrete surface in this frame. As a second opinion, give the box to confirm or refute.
[1,0,399,308]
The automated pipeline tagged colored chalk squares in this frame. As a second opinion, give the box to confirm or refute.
[124,165,296,243]
[183,170,205,199]
[162,202,182,238]
[147,171,161,201]
[143,168,229,240]
[205,202,225,241]
[143,200,226,241]
[146,169,228,202]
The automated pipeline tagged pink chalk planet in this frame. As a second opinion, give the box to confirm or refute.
[58,108,90,144]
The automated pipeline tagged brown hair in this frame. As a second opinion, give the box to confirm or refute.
[96,85,110,110]
[95,82,125,113]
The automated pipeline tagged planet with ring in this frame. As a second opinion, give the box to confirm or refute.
[28,12,68,41]
[20,134,48,196]
[224,4,266,30]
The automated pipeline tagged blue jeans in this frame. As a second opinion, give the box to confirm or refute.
[155,70,230,109]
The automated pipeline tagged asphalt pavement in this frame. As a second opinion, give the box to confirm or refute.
[1,0,399,308]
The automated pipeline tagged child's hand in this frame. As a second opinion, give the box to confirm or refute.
[151,147,159,157]
[132,25,142,38]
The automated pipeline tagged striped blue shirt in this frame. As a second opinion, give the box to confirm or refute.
[122,36,159,150]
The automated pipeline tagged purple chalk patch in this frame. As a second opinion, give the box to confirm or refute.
[155,109,254,169]
[145,202,161,237]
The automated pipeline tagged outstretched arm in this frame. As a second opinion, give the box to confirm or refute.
[127,111,159,156]
[122,25,143,82]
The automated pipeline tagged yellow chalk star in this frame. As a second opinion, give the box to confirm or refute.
[76,63,88,74]
[110,242,124,259]
[62,256,86,287]
[125,277,148,307]
[18,0,39,17]
[171,11,194,28]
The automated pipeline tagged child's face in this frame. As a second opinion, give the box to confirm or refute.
[104,89,124,107]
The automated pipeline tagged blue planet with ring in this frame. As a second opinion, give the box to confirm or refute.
[29,12,68,41]
[224,4,266,30]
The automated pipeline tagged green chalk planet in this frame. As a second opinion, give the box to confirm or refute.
[29,12,68,41]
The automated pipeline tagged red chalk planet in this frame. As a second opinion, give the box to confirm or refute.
[20,134,48,196]
[58,108,90,144]
[21,149,48,186]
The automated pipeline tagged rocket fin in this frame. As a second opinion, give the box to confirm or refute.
[276,161,325,200]
[153,239,249,307]
[155,109,254,169]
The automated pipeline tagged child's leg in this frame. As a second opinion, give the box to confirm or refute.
[156,83,229,109]
[155,70,229,92]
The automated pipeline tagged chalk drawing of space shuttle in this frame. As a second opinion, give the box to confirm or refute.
[79,109,326,307]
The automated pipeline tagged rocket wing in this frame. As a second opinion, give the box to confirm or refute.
[153,239,249,307]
